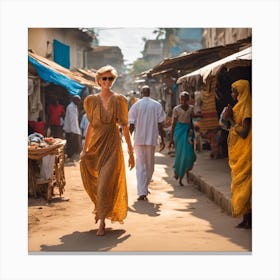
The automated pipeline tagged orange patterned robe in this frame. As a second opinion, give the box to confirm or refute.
[80,93,128,223]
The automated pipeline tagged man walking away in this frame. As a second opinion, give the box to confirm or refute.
[128,85,166,201]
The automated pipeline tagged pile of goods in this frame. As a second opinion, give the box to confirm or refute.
[44,137,55,145]
[28,133,56,150]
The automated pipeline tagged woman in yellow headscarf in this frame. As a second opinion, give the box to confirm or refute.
[223,79,252,229]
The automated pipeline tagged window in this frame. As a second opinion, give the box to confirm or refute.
[53,39,70,69]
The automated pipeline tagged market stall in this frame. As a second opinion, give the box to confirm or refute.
[176,46,251,158]
[28,135,66,202]
[28,51,99,202]
[177,46,252,134]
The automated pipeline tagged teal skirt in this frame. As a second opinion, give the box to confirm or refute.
[174,122,196,177]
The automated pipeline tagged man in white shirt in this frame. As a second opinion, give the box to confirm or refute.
[63,95,82,161]
[128,85,166,201]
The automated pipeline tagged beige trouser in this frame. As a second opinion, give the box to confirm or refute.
[65,133,81,158]
[135,145,155,196]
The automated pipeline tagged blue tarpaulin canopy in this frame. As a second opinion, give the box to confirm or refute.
[28,52,87,96]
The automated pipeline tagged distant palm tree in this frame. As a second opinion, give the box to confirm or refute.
[153,28,179,57]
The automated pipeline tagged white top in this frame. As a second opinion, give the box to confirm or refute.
[128,97,166,146]
[63,102,81,135]
[172,105,194,123]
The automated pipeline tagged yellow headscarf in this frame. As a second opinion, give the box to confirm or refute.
[231,79,252,125]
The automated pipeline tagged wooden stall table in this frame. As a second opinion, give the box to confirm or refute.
[28,138,66,203]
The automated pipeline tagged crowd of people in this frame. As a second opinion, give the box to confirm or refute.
[28,64,252,235]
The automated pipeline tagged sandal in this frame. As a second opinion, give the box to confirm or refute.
[137,195,148,201]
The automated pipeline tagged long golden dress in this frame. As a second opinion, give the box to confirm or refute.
[228,80,252,217]
[80,93,128,223]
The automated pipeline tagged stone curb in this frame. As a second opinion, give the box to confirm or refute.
[189,171,232,215]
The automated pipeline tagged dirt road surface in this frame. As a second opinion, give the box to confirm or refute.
[28,145,251,253]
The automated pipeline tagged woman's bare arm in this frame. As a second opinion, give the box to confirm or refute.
[229,118,251,139]
[169,116,178,148]
[122,125,135,170]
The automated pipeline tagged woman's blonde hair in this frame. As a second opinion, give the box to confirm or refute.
[95,65,118,87]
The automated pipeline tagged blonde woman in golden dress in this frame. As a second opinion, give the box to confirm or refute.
[223,79,252,229]
[80,65,135,236]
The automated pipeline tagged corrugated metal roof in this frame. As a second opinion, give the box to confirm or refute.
[177,46,252,84]
[74,68,97,82]
[148,37,251,76]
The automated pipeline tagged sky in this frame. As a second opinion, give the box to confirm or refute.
[95,28,158,65]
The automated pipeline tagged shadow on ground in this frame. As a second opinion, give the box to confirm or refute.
[155,152,252,252]
[128,200,162,217]
[28,196,70,207]
[39,229,130,252]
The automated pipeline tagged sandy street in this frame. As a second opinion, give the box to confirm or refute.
[28,144,251,253]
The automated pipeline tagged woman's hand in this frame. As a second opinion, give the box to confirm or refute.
[80,150,86,159]
[223,104,233,120]
[128,153,135,170]
[122,125,135,170]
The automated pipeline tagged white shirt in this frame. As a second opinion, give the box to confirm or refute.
[63,102,81,135]
[128,97,166,146]
[80,113,89,137]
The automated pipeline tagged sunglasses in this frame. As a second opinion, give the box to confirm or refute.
[101,76,114,81]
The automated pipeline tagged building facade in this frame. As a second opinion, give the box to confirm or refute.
[142,39,165,69]
[28,28,94,69]
[202,28,252,48]
[86,46,124,74]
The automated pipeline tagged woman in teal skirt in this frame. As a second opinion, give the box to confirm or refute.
[169,92,196,186]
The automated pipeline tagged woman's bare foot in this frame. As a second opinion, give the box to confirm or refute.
[96,220,105,236]
[173,172,178,180]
